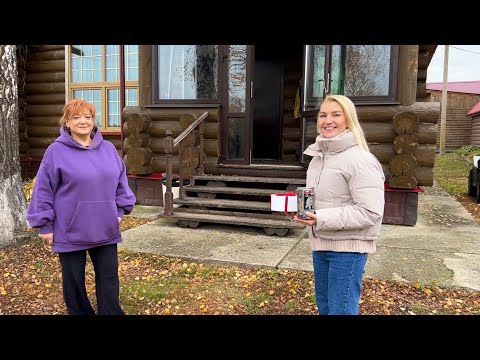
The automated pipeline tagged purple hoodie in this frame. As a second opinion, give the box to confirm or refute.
[27,127,136,253]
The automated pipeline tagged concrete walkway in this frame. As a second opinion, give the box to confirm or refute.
[119,183,480,291]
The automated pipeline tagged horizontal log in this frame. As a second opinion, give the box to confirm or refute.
[124,147,153,169]
[283,154,297,162]
[125,133,151,148]
[26,104,64,117]
[179,112,201,130]
[283,140,300,153]
[28,137,56,147]
[28,125,60,137]
[283,112,298,128]
[149,121,183,138]
[30,49,65,62]
[103,136,121,149]
[151,155,217,175]
[19,133,27,142]
[393,111,419,135]
[202,139,218,157]
[144,108,219,122]
[383,164,433,187]
[356,102,440,123]
[25,82,65,95]
[363,122,437,144]
[26,93,65,105]
[371,144,435,167]
[27,71,65,84]
[26,60,65,73]
[151,149,200,173]
[283,127,301,141]
[124,154,153,175]
[36,45,65,52]
[123,108,152,134]
[28,148,47,157]
[201,122,218,139]
[27,116,60,126]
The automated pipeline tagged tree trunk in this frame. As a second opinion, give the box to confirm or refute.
[0,45,28,246]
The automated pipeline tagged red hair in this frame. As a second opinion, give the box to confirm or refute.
[59,99,96,126]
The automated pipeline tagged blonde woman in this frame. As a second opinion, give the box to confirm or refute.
[293,95,385,315]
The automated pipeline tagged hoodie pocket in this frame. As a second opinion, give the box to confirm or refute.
[65,201,120,244]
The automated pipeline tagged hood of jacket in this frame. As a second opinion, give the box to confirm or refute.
[303,129,357,156]
[56,126,103,150]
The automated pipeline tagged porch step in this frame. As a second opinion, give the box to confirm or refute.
[192,175,306,185]
[185,186,285,196]
[164,174,306,236]
[168,212,305,230]
[174,197,271,211]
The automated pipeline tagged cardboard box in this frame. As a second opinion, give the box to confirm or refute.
[270,192,297,212]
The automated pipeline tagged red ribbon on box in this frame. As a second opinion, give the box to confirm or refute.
[276,191,296,212]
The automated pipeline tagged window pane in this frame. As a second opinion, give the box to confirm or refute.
[330,45,344,95]
[73,89,102,127]
[228,117,245,160]
[158,45,218,100]
[126,45,139,81]
[71,45,102,83]
[126,88,138,106]
[344,45,390,96]
[107,89,120,127]
[228,45,246,112]
[312,45,326,98]
[106,45,119,82]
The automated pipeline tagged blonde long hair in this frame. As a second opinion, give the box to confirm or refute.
[319,95,369,152]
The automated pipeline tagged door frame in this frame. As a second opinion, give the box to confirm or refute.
[219,45,253,165]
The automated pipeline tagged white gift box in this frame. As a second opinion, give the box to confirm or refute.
[270,193,297,212]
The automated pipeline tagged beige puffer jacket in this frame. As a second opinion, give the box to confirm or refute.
[303,130,385,253]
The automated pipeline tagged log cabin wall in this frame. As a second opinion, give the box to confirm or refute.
[123,106,220,175]
[24,45,66,162]
[472,114,480,146]
[416,45,436,102]
[131,45,439,187]
[428,90,480,151]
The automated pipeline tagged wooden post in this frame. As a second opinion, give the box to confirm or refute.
[164,130,174,216]
[439,45,449,155]
[199,121,205,175]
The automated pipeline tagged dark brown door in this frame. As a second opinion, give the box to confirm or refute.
[252,59,283,161]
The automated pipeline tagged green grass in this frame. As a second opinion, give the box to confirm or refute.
[433,153,472,196]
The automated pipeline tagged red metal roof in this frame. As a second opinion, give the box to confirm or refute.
[468,101,480,116]
[427,81,480,95]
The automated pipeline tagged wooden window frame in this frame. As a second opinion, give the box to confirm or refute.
[67,45,139,133]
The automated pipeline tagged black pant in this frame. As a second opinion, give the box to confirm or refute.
[58,243,124,315]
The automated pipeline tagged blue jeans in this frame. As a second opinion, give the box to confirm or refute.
[312,250,368,315]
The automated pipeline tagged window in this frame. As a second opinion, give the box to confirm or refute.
[68,45,139,132]
[153,45,219,103]
[304,45,399,110]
